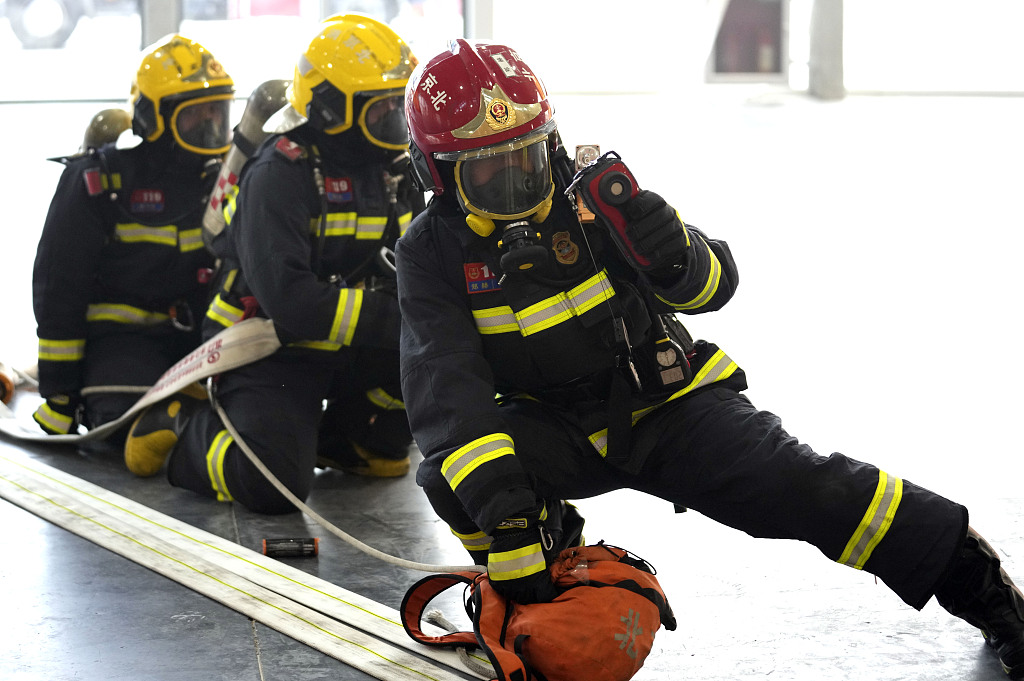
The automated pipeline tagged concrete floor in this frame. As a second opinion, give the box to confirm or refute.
[1,89,1023,680]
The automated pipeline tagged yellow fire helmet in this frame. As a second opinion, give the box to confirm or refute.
[130,34,235,156]
[271,14,417,149]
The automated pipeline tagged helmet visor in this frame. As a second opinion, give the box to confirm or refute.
[171,94,233,155]
[447,131,553,219]
[359,93,409,150]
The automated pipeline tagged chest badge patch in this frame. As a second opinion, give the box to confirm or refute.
[552,231,579,265]
[464,262,500,294]
[130,188,165,213]
[325,177,353,203]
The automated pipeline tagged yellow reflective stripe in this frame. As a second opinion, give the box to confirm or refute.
[566,270,616,315]
[588,348,739,459]
[442,433,514,491]
[488,541,546,581]
[288,340,342,351]
[101,172,122,191]
[222,184,239,225]
[38,338,85,361]
[329,288,363,346]
[398,211,413,237]
[314,213,390,239]
[222,268,238,292]
[838,471,903,570]
[473,306,519,335]
[33,403,73,433]
[365,387,405,410]
[355,216,387,240]
[86,303,169,325]
[451,528,491,553]
[664,234,721,311]
[473,270,615,336]
[115,223,178,246]
[515,293,574,335]
[178,228,204,253]
[319,211,357,236]
[205,430,235,503]
[206,293,244,328]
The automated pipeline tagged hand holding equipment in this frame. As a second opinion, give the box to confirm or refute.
[569,151,688,276]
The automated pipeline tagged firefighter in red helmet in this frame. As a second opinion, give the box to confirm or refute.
[396,39,1024,677]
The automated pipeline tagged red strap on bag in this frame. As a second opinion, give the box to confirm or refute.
[400,571,481,649]
[400,544,675,681]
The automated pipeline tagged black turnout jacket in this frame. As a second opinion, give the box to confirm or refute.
[397,186,746,534]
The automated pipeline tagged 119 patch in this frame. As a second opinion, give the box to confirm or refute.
[131,188,165,213]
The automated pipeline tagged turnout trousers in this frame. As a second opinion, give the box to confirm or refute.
[417,387,968,610]
[168,347,411,514]
[82,326,201,449]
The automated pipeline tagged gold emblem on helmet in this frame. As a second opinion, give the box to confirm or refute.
[452,85,542,139]
[206,58,226,78]
[486,99,515,130]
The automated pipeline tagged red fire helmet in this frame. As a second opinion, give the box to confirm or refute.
[405,39,555,197]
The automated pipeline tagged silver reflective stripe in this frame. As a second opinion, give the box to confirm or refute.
[38,338,86,362]
[441,433,514,491]
[329,289,363,345]
[473,306,518,335]
[115,223,178,247]
[86,303,169,325]
[178,228,204,252]
[451,529,491,553]
[473,270,615,336]
[206,294,244,328]
[837,471,903,570]
[205,430,235,503]
[33,403,73,433]
[320,212,357,236]
[356,216,387,240]
[488,541,546,581]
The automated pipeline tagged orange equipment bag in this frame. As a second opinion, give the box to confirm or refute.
[401,543,676,681]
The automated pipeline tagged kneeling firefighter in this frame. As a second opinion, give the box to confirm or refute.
[395,39,1024,679]
[32,34,232,451]
[124,15,426,514]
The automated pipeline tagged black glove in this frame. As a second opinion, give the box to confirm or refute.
[623,190,689,277]
[32,393,82,435]
[487,503,559,604]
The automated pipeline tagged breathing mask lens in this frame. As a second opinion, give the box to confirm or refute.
[172,96,232,155]
[361,94,409,149]
[456,138,551,219]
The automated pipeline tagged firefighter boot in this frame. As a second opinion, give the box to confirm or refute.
[935,527,1024,679]
[316,439,410,477]
[124,383,206,477]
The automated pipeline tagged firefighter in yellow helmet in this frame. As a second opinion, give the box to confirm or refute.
[31,35,233,451]
[124,16,425,514]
